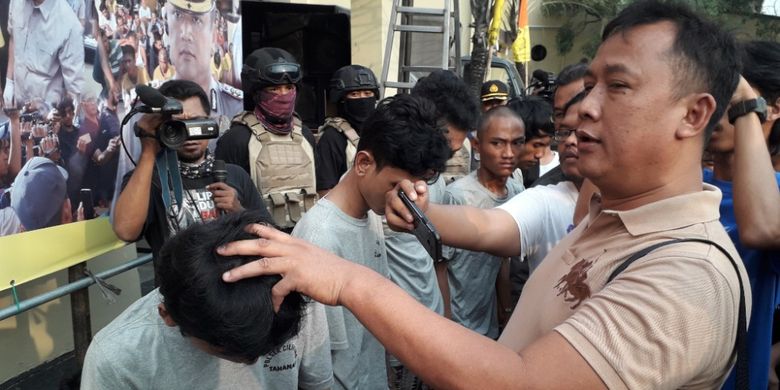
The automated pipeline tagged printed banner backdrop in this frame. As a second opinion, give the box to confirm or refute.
[0,0,243,275]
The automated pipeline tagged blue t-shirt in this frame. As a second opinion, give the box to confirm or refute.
[704,169,780,389]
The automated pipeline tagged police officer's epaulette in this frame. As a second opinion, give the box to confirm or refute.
[220,83,243,100]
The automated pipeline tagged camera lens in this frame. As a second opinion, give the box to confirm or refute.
[159,120,188,149]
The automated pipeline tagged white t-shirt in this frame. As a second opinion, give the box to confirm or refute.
[497,181,578,272]
[138,5,152,21]
[539,151,560,177]
[0,207,23,236]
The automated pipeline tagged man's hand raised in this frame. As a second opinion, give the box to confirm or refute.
[385,179,431,232]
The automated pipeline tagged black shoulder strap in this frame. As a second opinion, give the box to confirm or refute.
[608,238,749,390]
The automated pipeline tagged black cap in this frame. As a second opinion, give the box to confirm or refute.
[480,80,509,102]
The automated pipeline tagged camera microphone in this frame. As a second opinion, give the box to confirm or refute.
[532,69,550,85]
[213,159,227,183]
[135,85,183,114]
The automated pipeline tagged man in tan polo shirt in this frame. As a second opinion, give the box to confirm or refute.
[214,1,751,388]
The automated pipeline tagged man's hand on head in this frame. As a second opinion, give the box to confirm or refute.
[219,224,360,311]
[385,179,430,232]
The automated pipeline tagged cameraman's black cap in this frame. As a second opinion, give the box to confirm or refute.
[480,80,509,102]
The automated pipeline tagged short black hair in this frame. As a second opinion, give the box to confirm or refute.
[411,70,480,133]
[157,210,305,363]
[477,106,524,139]
[506,96,554,140]
[742,40,780,155]
[555,62,588,89]
[602,0,740,138]
[357,94,450,179]
[120,45,135,58]
[158,79,211,116]
[57,96,75,114]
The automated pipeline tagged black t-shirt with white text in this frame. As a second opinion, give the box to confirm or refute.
[119,163,270,261]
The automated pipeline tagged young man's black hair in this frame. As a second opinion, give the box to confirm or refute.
[157,210,305,363]
[357,94,450,179]
[555,62,588,90]
[57,95,75,114]
[742,40,780,154]
[410,70,480,133]
[506,96,554,139]
[602,0,741,138]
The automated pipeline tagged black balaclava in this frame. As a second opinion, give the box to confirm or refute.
[338,96,377,133]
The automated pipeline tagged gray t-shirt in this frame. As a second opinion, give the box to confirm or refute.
[384,176,447,316]
[81,289,333,390]
[442,172,524,338]
[292,198,389,390]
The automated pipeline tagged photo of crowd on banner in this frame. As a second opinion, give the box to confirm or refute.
[0,0,243,237]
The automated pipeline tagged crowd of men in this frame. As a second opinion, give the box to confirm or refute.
[0,0,243,235]
[1,0,779,389]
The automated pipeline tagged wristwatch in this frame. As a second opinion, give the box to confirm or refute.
[728,96,767,124]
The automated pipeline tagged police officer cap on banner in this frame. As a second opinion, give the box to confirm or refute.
[168,0,216,14]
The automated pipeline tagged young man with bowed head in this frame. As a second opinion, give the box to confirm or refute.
[218,2,750,388]
[83,210,334,389]
[290,94,450,389]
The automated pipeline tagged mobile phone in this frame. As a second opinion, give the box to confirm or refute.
[398,189,442,262]
[80,188,95,220]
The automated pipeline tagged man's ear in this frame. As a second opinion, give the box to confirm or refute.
[353,151,375,176]
[158,303,177,327]
[677,93,716,139]
[470,135,481,152]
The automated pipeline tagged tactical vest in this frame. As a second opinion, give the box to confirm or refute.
[233,112,317,229]
[442,139,472,184]
[317,117,359,171]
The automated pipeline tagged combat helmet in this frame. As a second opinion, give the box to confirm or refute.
[328,65,380,103]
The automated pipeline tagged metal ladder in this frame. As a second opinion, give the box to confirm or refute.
[380,0,461,95]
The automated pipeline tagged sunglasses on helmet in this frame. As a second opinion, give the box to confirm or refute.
[259,63,302,84]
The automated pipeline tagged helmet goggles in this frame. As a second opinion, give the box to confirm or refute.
[258,62,302,84]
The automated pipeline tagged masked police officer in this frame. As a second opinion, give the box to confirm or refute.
[215,48,317,231]
[315,65,379,197]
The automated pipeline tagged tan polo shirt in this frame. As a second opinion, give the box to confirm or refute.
[499,184,751,389]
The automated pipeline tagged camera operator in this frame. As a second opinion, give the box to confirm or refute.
[112,80,270,270]
[16,101,61,168]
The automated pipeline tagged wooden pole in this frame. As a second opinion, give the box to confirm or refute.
[68,263,92,366]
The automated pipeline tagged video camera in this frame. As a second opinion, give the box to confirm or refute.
[131,85,219,149]
[151,118,219,149]
[20,111,45,123]
[529,69,556,102]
